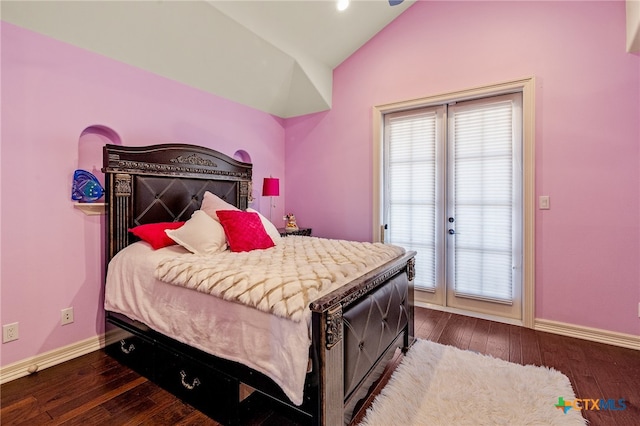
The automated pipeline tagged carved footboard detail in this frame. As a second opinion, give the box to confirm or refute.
[407,256,416,282]
[325,305,343,350]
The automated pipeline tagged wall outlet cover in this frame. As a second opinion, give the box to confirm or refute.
[61,307,74,325]
[3,322,19,343]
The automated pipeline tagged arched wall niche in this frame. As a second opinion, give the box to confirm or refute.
[77,125,121,188]
[233,149,251,163]
[73,125,121,214]
[233,149,258,205]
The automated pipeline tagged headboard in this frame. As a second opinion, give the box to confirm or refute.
[102,144,252,262]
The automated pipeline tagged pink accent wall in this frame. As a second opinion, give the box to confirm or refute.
[284,1,640,336]
[0,22,285,367]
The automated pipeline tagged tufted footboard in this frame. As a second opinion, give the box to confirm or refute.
[310,252,415,425]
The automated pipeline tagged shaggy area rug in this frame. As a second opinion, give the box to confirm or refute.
[360,339,586,426]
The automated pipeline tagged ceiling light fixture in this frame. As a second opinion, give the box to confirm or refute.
[337,0,349,12]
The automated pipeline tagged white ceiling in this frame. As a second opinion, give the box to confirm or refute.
[2,0,415,118]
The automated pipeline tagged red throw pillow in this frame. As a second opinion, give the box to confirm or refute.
[129,221,185,250]
[216,210,275,252]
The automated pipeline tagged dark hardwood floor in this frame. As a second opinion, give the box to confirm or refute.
[2,307,638,425]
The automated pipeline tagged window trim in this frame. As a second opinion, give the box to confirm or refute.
[372,77,535,328]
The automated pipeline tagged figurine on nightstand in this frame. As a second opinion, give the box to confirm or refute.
[284,213,299,232]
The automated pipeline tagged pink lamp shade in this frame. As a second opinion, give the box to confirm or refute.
[262,177,280,197]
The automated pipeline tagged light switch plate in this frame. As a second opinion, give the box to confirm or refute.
[539,195,550,210]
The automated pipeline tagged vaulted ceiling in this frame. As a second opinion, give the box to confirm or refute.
[2,0,415,118]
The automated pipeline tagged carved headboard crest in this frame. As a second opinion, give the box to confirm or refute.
[171,153,217,167]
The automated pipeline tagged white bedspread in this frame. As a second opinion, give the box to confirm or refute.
[155,236,405,322]
[105,238,403,406]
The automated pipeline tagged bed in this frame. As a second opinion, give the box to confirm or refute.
[102,143,416,425]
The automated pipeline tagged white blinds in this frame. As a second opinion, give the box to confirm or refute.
[383,94,521,305]
[449,99,516,302]
[384,110,439,291]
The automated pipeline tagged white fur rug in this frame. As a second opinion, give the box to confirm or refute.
[360,339,586,426]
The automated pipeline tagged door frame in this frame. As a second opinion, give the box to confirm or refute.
[372,77,535,328]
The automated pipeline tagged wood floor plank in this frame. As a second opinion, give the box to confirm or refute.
[27,360,138,415]
[569,373,615,426]
[0,356,102,405]
[538,331,574,372]
[507,323,522,364]
[118,385,186,426]
[415,308,445,339]
[0,395,48,425]
[12,410,55,425]
[39,368,142,418]
[412,307,434,331]
[467,317,491,353]
[101,382,163,422]
[173,412,221,426]
[139,399,210,425]
[423,311,450,341]
[57,405,114,426]
[520,325,542,366]
[46,376,147,424]
[590,370,640,425]
[565,343,604,397]
[485,321,510,361]
[437,313,475,350]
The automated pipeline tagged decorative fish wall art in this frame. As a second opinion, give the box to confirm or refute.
[72,169,104,202]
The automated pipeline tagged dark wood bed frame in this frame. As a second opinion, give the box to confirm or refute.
[102,143,416,425]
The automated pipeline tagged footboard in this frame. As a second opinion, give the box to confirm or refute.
[310,251,416,425]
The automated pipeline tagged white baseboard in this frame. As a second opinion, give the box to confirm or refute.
[0,329,127,385]
[0,335,104,385]
[534,319,640,351]
[416,302,639,351]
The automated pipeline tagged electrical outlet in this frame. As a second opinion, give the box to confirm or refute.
[3,322,19,343]
[61,307,74,325]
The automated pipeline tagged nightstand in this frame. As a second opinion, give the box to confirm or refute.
[278,227,312,237]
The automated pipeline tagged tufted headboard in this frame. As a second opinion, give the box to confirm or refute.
[102,144,252,262]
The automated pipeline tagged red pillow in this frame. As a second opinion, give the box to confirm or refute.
[129,221,185,250]
[216,210,275,252]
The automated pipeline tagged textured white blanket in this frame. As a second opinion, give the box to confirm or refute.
[155,236,405,322]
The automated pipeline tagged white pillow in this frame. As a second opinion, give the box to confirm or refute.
[200,191,238,221]
[247,208,282,245]
[165,210,227,255]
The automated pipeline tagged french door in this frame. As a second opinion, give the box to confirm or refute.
[383,92,523,320]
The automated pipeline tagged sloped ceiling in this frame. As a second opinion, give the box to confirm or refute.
[1,0,415,118]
